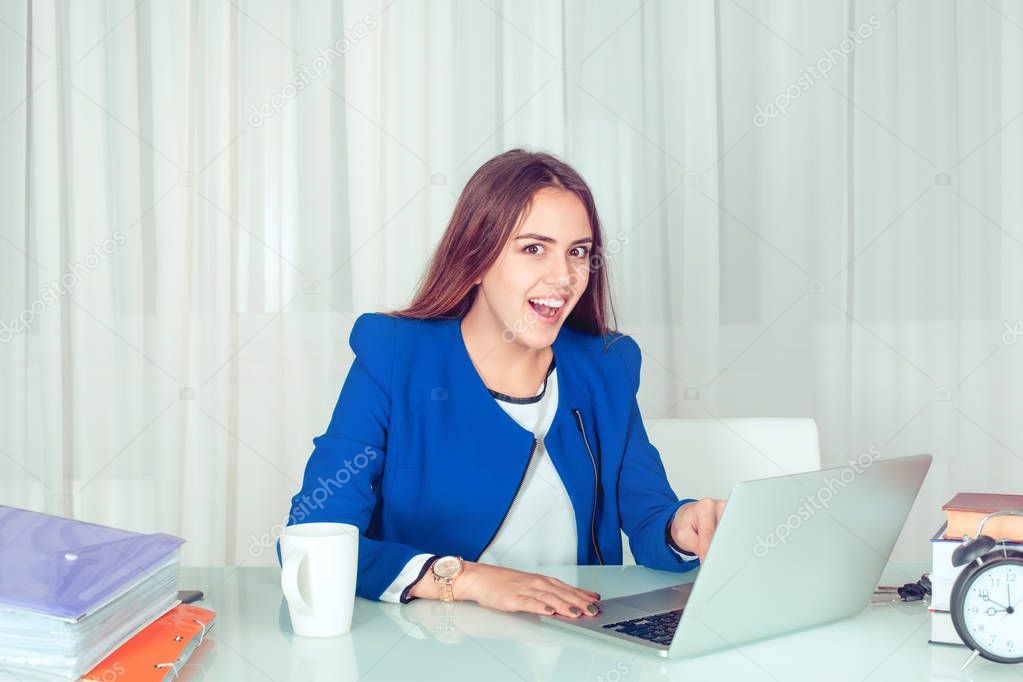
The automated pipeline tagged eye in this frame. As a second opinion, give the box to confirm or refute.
[522,243,545,256]
[570,245,590,258]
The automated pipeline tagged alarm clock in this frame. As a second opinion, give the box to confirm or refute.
[950,510,1023,668]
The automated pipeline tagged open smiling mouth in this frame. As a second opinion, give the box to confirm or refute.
[528,297,567,324]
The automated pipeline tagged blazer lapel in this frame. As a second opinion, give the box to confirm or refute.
[545,333,599,564]
[441,318,538,558]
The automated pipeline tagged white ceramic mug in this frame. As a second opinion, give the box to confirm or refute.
[280,522,359,637]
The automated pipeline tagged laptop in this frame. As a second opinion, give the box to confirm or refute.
[541,453,932,658]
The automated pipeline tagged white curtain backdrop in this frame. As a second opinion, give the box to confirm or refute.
[1,0,1021,567]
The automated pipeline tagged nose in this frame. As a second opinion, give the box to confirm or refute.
[544,269,572,295]
[546,254,585,294]
[545,254,573,284]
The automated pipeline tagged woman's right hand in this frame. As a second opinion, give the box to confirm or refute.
[410,560,602,617]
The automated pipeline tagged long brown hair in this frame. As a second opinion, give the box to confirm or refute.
[388,149,618,338]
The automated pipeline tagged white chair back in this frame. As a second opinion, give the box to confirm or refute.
[620,417,822,565]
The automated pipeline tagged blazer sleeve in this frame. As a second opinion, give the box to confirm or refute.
[614,334,700,572]
[278,312,429,601]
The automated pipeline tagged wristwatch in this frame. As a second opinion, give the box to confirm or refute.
[431,555,464,602]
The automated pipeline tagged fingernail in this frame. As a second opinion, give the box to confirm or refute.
[586,603,599,614]
[544,605,555,614]
[569,606,582,616]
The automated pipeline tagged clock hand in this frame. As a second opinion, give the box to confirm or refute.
[984,597,1010,610]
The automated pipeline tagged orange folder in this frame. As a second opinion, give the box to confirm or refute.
[83,604,216,682]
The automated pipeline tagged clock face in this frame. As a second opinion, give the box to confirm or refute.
[959,561,1022,661]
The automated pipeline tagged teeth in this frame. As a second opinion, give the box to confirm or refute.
[529,298,565,308]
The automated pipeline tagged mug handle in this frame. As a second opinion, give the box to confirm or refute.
[281,550,314,615]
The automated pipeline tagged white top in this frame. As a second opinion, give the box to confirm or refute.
[477,365,578,566]
[379,362,695,603]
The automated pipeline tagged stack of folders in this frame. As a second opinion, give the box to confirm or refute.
[929,493,1023,646]
[0,505,185,680]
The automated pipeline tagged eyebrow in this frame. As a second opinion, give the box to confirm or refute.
[514,233,593,245]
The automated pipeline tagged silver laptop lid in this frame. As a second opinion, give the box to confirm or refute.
[671,453,931,658]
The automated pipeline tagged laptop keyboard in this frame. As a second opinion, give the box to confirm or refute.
[601,608,683,647]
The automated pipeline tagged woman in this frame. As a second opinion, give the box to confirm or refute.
[285,149,725,619]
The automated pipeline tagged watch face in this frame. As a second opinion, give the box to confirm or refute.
[954,556,1023,663]
[433,556,462,579]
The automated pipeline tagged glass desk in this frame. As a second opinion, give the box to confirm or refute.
[166,561,1019,681]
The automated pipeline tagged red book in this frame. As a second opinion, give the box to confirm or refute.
[941,492,1023,541]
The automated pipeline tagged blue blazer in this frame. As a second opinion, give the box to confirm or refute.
[282,312,698,600]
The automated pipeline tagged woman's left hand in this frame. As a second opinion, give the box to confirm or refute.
[669,498,726,562]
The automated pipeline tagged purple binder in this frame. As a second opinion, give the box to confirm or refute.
[0,505,184,620]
